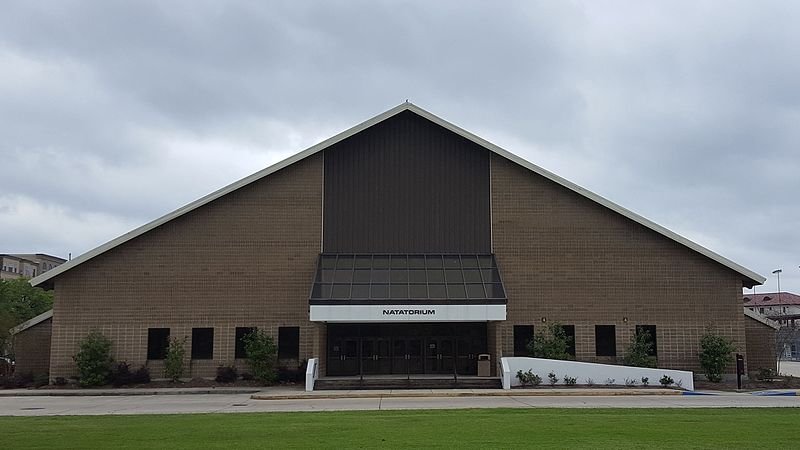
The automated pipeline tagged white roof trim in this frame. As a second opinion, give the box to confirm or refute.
[743,307,780,329]
[30,102,766,287]
[9,309,53,335]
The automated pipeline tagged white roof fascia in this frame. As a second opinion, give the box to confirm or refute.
[9,309,53,335]
[743,307,780,329]
[30,102,766,287]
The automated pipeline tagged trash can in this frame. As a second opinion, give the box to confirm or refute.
[477,354,491,377]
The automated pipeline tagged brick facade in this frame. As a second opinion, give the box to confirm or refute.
[44,109,759,380]
[12,318,52,377]
[744,315,777,375]
[50,155,323,379]
[490,154,746,373]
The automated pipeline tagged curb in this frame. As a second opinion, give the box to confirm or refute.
[750,391,799,396]
[251,388,683,400]
[0,389,262,397]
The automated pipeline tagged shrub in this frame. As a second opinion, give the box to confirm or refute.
[547,371,558,386]
[641,377,649,386]
[215,365,238,383]
[757,367,777,382]
[528,323,573,360]
[54,377,67,386]
[563,376,577,386]
[698,333,736,383]
[605,378,615,386]
[240,372,254,381]
[111,362,150,386]
[242,329,278,385]
[164,337,186,382]
[73,330,113,387]
[623,329,656,368]
[585,378,595,387]
[659,375,674,387]
[624,378,636,387]
[516,369,542,387]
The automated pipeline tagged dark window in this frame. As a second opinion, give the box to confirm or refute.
[278,327,300,360]
[235,327,255,359]
[147,328,170,360]
[595,325,616,357]
[635,325,657,356]
[562,325,576,357]
[191,328,214,359]
[513,325,534,357]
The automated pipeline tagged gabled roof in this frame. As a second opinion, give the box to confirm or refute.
[30,102,766,288]
[743,292,800,306]
[9,309,53,335]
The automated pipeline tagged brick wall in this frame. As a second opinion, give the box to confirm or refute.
[50,154,323,379]
[490,154,746,373]
[12,318,52,377]
[744,315,777,375]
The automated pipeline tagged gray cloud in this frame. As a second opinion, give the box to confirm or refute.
[1,1,798,292]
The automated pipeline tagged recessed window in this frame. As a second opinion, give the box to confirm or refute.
[278,327,300,360]
[595,325,616,357]
[562,325,576,357]
[191,328,214,360]
[513,325,534,357]
[147,328,170,360]
[235,327,255,359]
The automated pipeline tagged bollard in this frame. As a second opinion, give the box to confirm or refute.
[736,353,744,390]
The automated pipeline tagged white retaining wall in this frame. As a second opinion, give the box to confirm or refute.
[305,357,319,391]
[500,357,694,391]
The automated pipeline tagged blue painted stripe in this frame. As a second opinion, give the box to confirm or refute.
[751,391,798,396]
[681,391,717,396]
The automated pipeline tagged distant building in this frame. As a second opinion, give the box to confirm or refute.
[0,254,66,280]
[743,292,800,326]
[743,292,800,361]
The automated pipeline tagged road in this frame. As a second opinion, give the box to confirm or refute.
[2,392,800,416]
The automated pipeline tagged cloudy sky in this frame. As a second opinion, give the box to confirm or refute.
[1,1,798,293]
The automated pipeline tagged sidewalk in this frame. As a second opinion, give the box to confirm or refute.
[250,387,683,400]
[0,386,263,397]
[3,385,796,399]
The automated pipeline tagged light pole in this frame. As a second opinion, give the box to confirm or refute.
[772,269,782,304]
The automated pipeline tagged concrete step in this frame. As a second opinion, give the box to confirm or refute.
[315,377,502,390]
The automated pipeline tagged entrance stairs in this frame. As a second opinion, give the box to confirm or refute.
[314,375,502,390]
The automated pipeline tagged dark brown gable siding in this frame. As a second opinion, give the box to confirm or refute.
[323,110,490,253]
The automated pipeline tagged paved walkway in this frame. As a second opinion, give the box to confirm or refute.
[2,388,800,416]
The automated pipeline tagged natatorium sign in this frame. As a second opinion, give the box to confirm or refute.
[309,304,506,322]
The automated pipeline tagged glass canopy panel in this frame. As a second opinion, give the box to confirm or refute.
[309,254,508,303]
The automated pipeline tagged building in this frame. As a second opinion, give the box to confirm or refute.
[743,292,800,326]
[1,254,66,280]
[8,310,53,377]
[30,103,766,381]
[744,292,800,360]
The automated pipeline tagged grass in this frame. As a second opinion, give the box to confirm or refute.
[4,408,800,449]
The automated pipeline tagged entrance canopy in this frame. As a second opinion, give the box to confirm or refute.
[309,254,507,322]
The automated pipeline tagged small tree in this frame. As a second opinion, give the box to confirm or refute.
[623,329,656,368]
[527,323,573,360]
[164,337,186,382]
[243,328,278,385]
[698,332,736,382]
[73,330,113,387]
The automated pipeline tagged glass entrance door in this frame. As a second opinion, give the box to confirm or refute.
[328,338,360,376]
[361,338,391,374]
[424,338,455,374]
[392,338,424,374]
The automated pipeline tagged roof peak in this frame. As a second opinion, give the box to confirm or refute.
[30,103,766,288]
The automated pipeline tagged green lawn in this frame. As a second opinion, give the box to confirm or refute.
[4,408,799,449]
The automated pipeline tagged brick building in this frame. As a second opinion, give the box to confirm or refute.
[31,103,766,380]
[1,254,65,280]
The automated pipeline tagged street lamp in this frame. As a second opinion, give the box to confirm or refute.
[772,269,782,303]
